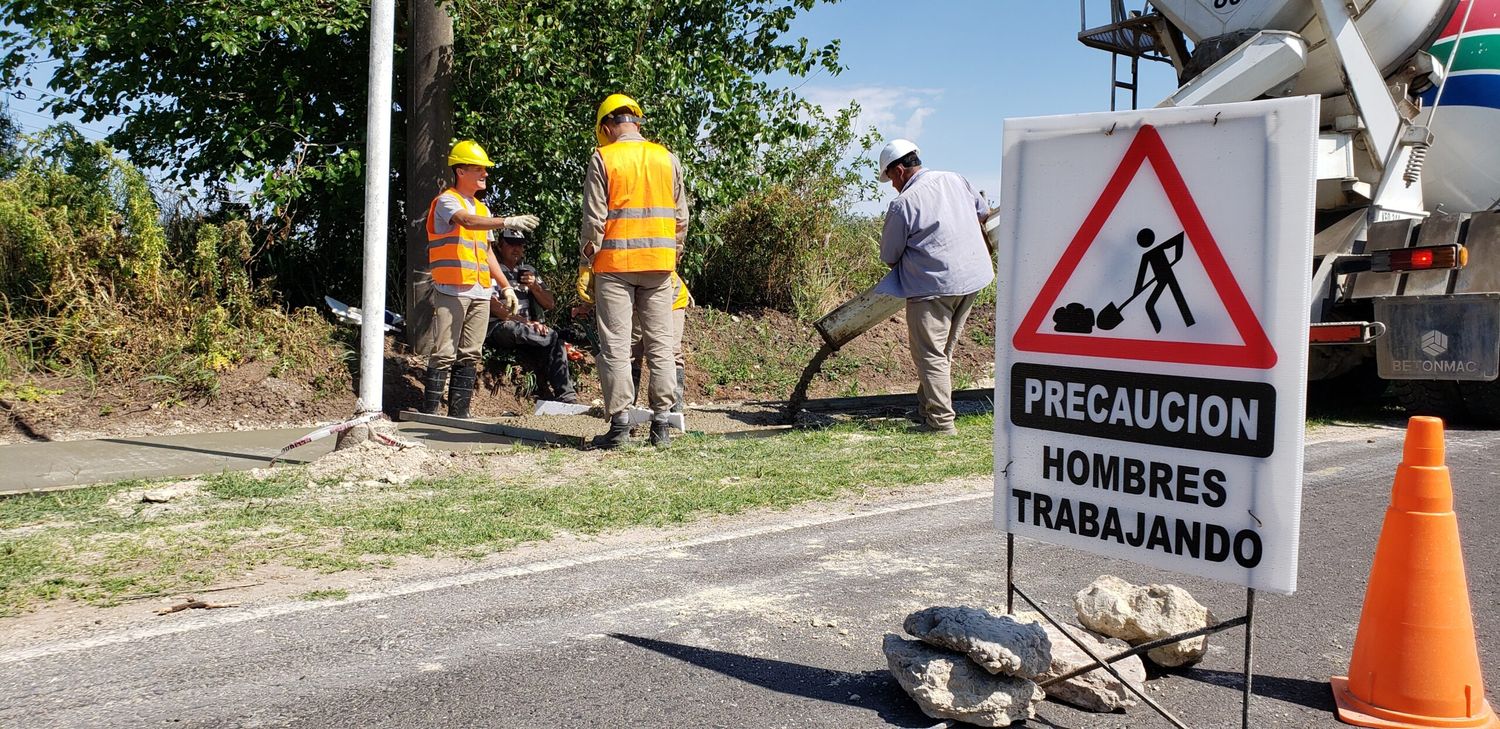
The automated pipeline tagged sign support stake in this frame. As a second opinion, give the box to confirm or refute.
[1003,537,1260,728]
[1242,587,1257,729]
[1005,532,1015,615]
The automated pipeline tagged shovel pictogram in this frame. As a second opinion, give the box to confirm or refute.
[1095,279,1151,331]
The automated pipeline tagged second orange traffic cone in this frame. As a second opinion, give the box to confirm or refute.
[1331,416,1498,729]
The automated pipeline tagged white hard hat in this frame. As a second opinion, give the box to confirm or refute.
[877,139,920,182]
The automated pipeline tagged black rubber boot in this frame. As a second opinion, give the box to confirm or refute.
[671,366,686,414]
[421,367,448,415]
[591,415,632,450]
[447,363,477,419]
[649,418,672,448]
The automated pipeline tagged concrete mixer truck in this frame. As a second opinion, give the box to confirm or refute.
[1076,0,1500,421]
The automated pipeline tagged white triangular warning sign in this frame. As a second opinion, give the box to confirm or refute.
[1012,125,1276,369]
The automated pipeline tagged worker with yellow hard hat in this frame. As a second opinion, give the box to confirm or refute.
[579,93,689,448]
[420,139,542,419]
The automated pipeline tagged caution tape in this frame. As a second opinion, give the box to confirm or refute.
[269,412,403,465]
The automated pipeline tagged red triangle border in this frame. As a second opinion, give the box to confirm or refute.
[1011,125,1277,369]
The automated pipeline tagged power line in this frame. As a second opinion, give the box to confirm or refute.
[5,105,114,138]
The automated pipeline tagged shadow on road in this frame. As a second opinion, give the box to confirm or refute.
[609,633,936,727]
[1176,668,1336,712]
[99,438,309,464]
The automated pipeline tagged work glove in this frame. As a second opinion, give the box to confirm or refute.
[503,214,540,232]
[503,287,521,315]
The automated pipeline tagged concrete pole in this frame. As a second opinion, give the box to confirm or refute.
[404,0,455,350]
[357,0,397,414]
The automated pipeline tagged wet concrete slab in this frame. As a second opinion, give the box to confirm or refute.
[0,421,517,495]
[0,391,978,495]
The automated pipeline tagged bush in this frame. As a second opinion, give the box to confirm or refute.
[0,126,342,398]
[693,104,884,321]
[699,189,885,320]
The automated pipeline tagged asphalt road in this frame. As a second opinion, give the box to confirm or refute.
[2,423,1497,728]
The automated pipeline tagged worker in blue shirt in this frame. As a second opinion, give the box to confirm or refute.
[875,139,995,435]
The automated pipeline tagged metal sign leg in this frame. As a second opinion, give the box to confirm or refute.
[1243,587,1257,729]
[1006,532,1015,615]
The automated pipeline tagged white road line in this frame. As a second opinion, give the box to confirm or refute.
[0,490,991,666]
[1,425,1413,666]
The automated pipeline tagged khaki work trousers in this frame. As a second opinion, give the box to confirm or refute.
[632,307,686,368]
[427,293,488,371]
[595,271,675,415]
[906,293,977,431]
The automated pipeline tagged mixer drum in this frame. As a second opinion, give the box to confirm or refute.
[1418,0,1500,212]
[1151,0,1499,212]
[1150,0,1457,96]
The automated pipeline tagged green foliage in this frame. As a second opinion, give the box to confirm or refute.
[646,102,878,321]
[298,588,349,601]
[701,191,885,320]
[2,0,862,312]
[0,413,995,613]
[0,0,375,305]
[0,128,344,397]
[454,0,856,281]
[694,102,884,319]
[0,379,62,402]
[0,105,18,176]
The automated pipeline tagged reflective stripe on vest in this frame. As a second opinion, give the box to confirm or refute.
[594,140,678,273]
[426,190,492,289]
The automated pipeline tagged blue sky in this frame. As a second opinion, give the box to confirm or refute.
[785,1,1181,212]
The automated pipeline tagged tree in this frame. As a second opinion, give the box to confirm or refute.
[1,0,378,305]
[0,0,850,302]
[452,0,848,279]
[404,0,454,345]
[0,104,18,175]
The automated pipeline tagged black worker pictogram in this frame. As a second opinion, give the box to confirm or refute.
[1097,228,1194,333]
[1052,228,1195,334]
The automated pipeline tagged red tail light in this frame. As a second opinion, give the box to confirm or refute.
[1370,244,1464,273]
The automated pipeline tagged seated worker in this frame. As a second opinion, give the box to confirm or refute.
[485,229,579,403]
[575,263,688,412]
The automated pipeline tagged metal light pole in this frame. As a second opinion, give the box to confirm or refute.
[357,0,397,414]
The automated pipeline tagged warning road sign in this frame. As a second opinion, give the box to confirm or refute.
[1011,123,1276,369]
[994,98,1317,594]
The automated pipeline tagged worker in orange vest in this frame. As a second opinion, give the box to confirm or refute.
[579,94,689,448]
[422,140,540,418]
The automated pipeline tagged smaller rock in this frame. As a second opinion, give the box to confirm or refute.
[904,606,1051,677]
[1014,611,1144,713]
[140,480,203,503]
[884,634,1043,727]
[1074,575,1214,667]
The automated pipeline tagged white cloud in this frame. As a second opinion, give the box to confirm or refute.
[802,85,944,144]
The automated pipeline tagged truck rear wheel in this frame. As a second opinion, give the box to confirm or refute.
[1391,380,1469,422]
[1459,380,1500,425]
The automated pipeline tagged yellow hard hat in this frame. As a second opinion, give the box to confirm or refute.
[447,140,494,167]
[595,93,644,147]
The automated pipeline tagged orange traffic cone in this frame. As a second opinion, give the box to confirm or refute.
[1331,416,1499,728]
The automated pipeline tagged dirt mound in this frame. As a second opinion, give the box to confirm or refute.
[302,440,448,485]
[3,305,997,444]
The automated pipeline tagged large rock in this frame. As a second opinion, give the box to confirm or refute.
[1014,612,1145,713]
[904,606,1051,677]
[883,634,1043,727]
[1073,575,1214,667]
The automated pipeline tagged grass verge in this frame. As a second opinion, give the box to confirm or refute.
[0,414,995,616]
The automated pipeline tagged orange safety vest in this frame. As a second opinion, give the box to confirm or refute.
[426,189,492,289]
[593,140,678,274]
